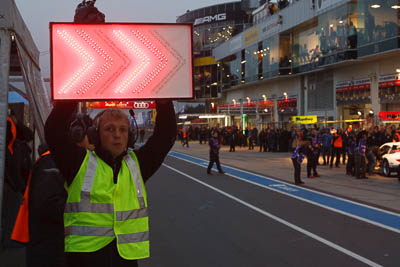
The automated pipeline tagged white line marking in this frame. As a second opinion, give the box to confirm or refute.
[163,163,383,267]
[168,153,400,234]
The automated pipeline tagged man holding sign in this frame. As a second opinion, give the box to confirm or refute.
[45,99,176,266]
[45,4,192,262]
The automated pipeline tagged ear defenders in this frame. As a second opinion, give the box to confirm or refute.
[69,112,92,144]
[86,109,137,149]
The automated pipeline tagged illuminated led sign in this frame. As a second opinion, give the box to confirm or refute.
[86,101,156,109]
[51,23,193,100]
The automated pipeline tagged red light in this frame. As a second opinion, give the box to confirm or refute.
[51,23,193,100]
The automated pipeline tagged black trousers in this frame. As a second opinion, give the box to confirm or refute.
[330,147,341,167]
[207,153,223,173]
[229,141,235,152]
[354,153,367,178]
[67,241,138,267]
[346,154,355,175]
[292,158,302,183]
[307,153,318,177]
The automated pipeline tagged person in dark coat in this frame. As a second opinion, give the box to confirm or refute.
[355,131,368,179]
[291,141,307,185]
[259,129,266,152]
[26,144,67,267]
[207,131,224,174]
[346,131,356,176]
[229,127,237,152]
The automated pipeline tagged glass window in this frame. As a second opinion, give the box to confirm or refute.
[220,52,242,89]
[194,21,238,52]
[318,4,350,55]
[262,35,279,78]
[293,26,319,67]
[358,0,399,47]
[245,44,259,82]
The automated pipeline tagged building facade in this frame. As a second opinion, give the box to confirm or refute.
[176,1,251,101]
[210,0,400,130]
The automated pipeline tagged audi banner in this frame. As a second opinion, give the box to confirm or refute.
[51,23,193,101]
[86,101,156,109]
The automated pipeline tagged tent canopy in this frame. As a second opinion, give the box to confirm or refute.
[0,0,52,243]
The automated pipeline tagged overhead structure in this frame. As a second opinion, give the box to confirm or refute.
[0,0,50,241]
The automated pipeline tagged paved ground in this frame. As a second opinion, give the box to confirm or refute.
[172,141,400,213]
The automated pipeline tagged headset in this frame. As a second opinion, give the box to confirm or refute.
[69,112,92,144]
[86,109,138,149]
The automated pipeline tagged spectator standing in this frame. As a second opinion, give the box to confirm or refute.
[355,131,368,179]
[182,128,189,148]
[207,131,224,175]
[346,131,356,176]
[330,128,343,168]
[366,128,377,175]
[259,129,267,152]
[306,129,320,178]
[321,128,332,165]
[23,145,67,267]
[291,142,307,185]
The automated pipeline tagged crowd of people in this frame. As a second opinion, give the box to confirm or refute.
[178,125,293,153]
[178,123,400,184]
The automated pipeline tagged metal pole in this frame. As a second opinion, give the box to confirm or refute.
[240,99,244,133]
[0,29,11,244]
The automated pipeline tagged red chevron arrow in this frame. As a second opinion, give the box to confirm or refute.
[52,24,192,100]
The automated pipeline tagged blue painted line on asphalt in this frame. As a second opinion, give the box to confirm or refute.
[169,151,400,232]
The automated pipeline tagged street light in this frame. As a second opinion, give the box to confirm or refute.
[262,94,266,102]
[357,111,362,116]
[369,109,374,115]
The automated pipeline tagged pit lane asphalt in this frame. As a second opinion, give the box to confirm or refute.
[140,155,400,267]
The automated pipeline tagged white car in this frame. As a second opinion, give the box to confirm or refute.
[378,142,400,177]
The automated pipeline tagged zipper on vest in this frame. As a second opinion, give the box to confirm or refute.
[113,162,118,184]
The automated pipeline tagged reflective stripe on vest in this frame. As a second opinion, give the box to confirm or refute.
[118,231,149,244]
[64,151,149,243]
[65,152,114,214]
[65,225,114,237]
[124,153,146,209]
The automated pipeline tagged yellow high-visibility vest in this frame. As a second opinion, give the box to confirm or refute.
[64,150,149,260]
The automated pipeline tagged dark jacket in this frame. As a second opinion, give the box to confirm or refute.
[44,100,177,186]
[209,136,220,155]
[27,151,67,267]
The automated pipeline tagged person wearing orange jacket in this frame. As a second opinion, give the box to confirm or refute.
[2,113,33,248]
[330,128,343,168]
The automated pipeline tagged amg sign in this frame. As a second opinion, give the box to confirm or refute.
[194,13,227,26]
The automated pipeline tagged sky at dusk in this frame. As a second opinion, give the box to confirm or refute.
[14,0,234,77]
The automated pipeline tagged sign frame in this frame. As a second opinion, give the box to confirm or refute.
[50,22,194,102]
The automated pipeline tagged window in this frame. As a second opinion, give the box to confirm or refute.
[245,44,259,82]
[262,35,279,78]
[318,4,352,55]
[293,26,319,67]
[357,0,399,47]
